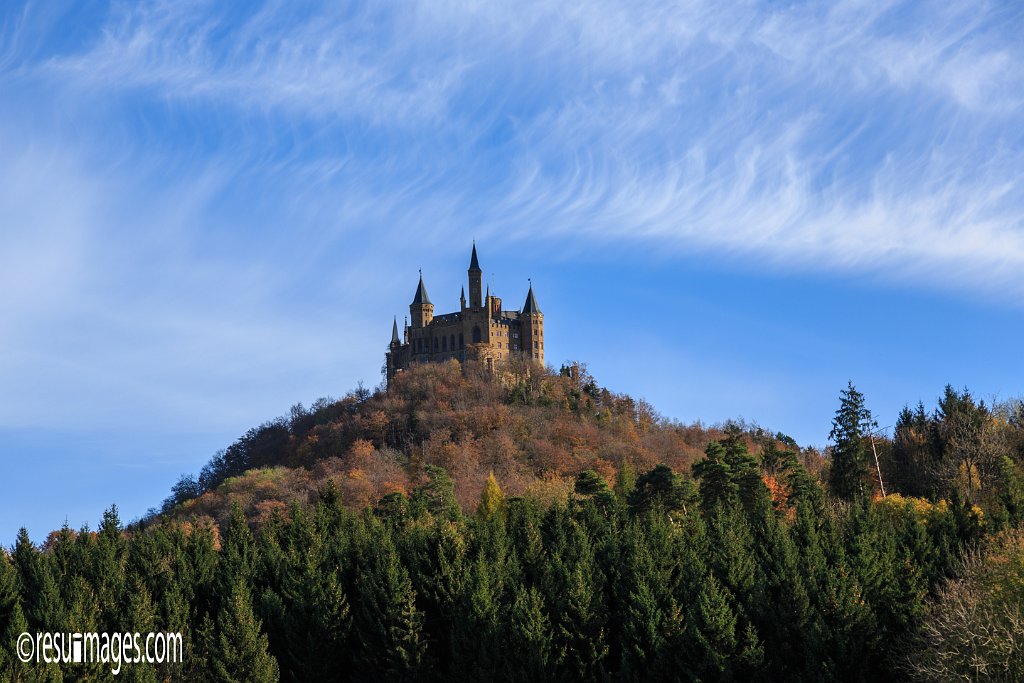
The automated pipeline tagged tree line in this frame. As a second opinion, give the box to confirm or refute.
[3,362,1024,681]
[0,427,991,681]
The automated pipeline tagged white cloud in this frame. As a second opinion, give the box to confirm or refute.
[2,0,1022,303]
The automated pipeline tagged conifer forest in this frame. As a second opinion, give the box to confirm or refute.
[3,360,1024,681]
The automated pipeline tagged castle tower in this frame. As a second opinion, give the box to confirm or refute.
[386,316,401,379]
[468,243,482,308]
[521,281,544,365]
[410,272,434,328]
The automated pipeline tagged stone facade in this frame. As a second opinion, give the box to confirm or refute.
[386,245,545,382]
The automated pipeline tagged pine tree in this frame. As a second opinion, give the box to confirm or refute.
[353,528,427,680]
[693,444,739,512]
[615,460,638,500]
[829,382,875,500]
[551,561,608,680]
[451,555,502,677]
[210,580,280,683]
[218,502,256,594]
[629,464,688,514]
[1,600,29,681]
[505,585,553,682]
[691,574,738,678]
[410,465,461,521]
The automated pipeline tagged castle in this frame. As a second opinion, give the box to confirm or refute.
[386,244,544,381]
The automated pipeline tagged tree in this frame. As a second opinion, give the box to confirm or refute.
[218,502,255,593]
[410,465,461,522]
[1,600,29,681]
[353,529,427,679]
[628,465,689,514]
[209,580,280,683]
[505,585,553,682]
[477,471,506,519]
[575,470,616,509]
[829,382,875,500]
[615,460,637,500]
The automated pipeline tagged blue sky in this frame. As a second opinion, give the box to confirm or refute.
[2,0,1023,544]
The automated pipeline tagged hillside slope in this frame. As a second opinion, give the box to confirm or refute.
[160,358,818,527]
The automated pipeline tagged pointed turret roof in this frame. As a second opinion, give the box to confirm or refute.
[391,317,400,344]
[522,282,541,314]
[469,243,481,272]
[412,271,431,306]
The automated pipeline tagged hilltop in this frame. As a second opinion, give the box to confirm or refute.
[157,358,820,528]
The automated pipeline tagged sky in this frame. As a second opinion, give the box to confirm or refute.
[1,0,1023,544]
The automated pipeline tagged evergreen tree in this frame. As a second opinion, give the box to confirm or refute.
[410,465,461,521]
[614,460,637,500]
[353,528,427,680]
[628,464,688,514]
[829,382,875,500]
[1,600,29,682]
[505,585,553,682]
[694,443,738,512]
[575,470,617,512]
[218,502,256,594]
[210,580,280,683]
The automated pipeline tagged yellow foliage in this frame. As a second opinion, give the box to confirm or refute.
[478,471,505,518]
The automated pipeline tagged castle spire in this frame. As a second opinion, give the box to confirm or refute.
[522,280,541,314]
[469,242,481,272]
[391,316,400,344]
[411,270,431,306]
[468,244,482,308]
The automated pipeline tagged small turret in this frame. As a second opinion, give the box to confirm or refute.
[521,280,544,365]
[410,271,434,328]
[391,317,400,346]
[522,282,541,314]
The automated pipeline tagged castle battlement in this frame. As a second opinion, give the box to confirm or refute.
[385,244,544,382]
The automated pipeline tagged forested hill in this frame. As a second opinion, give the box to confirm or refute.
[157,358,787,527]
[4,359,1024,680]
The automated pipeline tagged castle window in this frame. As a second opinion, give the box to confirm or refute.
[450,334,455,350]
[472,326,481,343]
[534,341,538,349]
[442,336,447,351]
[498,342,502,349]
[459,333,464,349]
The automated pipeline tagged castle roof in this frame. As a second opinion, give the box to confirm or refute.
[412,273,432,306]
[391,317,400,344]
[469,243,481,272]
[522,283,541,314]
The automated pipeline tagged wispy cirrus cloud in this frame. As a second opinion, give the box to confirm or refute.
[17,0,1019,297]
[2,0,1023,542]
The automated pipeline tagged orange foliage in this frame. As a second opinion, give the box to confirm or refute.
[762,474,790,517]
[169,359,757,524]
